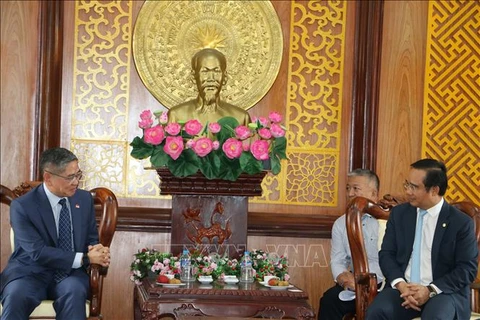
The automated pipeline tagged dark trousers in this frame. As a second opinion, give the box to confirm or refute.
[366,287,456,320]
[318,284,355,320]
[1,268,89,320]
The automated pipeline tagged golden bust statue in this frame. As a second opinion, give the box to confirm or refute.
[168,48,251,126]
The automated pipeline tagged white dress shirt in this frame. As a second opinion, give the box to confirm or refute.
[391,198,444,292]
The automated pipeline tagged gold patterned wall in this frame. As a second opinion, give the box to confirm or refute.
[421,0,480,205]
[70,1,132,195]
[283,0,347,206]
[70,0,348,207]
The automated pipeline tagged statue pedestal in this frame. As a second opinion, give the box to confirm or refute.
[157,168,266,259]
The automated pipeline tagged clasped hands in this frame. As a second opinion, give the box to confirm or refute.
[397,282,430,311]
[87,244,111,267]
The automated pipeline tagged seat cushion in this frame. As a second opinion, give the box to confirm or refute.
[0,300,90,317]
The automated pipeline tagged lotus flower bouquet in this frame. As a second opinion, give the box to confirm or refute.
[130,110,287,181]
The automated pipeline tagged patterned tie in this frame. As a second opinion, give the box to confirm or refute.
[410,209,428,283]
[54,198,73,283]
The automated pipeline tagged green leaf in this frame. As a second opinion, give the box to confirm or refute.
[239,152,263,175]
[217,117,239,143]
[217,155,242,181]
[270,155,282,175]
[130,136,154,159]
[167,149,200,177]
[198,153,221,179]
[150,145,169,167]
[272,137,287,159]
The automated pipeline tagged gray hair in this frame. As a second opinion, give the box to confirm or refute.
[39,147,78,174]
[348,168,380,191]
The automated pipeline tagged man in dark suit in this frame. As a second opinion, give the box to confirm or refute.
[1,147,111,320]
[366,159,478,320]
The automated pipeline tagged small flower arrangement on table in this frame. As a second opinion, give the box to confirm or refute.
[191,252,240,280]
[250,249,290,282]
[129,110,287,181]
[129,248,180,285]
[129,249,288,284]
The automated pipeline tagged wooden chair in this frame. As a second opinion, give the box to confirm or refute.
[0,182,118,319]
[344,195,480,320]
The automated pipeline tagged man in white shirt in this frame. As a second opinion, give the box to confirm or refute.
[366,159,478,320]
[318,169,383,319]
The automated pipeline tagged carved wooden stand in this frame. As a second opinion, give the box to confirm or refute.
[157,168,266,259]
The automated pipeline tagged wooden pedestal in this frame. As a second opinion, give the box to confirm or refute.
[157,168,266,259]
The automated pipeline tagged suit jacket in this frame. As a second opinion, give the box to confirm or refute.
[0,184,99,292]
[379,201,478,319]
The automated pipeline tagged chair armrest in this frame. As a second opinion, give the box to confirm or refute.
[89,263,107,317]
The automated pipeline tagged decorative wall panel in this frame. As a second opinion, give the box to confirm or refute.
[71,1,133,194]
[422,0,480,205]
[256,0,347,206]
[70,1,348,206]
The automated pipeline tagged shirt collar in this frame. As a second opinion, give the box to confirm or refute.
[43,182,67,209]
[420,197,444,217]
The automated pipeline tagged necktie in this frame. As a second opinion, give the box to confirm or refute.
[54,198,73,283]
[410,209,428,283]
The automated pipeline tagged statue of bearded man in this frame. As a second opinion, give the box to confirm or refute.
[167,48,251,126]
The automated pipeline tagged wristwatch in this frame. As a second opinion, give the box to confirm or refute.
[427,284,437,298]
[82,253,90,267]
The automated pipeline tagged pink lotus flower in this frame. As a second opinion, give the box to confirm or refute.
[193,137,213,157]
[184,119,203,136]
[165,123,181,136]
[258,117,268,127]
[222,138,243,159]
[186,139,195,149]
[242,143,250,152]
[144,126,165,145]
[139,118,153,129]
[250,140,270,160]
[208,122,221,134]
[258,128,272,139]
[270,123,285,138]
[140,110,152,120]
[268,111,282,123]
[164,136,184,160]
[235,126,251,140]
[212,141,220,150]
[159,111,168,124]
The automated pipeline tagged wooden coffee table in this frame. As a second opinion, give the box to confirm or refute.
[134,277,316,319]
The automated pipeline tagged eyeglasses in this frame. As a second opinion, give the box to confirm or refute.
[403,180,420,192]
[45,170,83,182]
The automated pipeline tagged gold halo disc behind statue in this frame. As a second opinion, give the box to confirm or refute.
[133,0,283,111]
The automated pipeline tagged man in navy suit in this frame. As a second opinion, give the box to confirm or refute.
[366,159,478,320]
[1,147,111,320]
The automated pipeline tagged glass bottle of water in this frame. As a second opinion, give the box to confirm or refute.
[240,251,254,283]
[180,249,194,282]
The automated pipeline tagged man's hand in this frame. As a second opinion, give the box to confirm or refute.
[87,244,111,267]
[336,271,355,290]
[405,283,430,306]
[397,282,429,311]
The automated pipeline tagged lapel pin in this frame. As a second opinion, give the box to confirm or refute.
[442,223,446,228]
[75,204,80,209]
